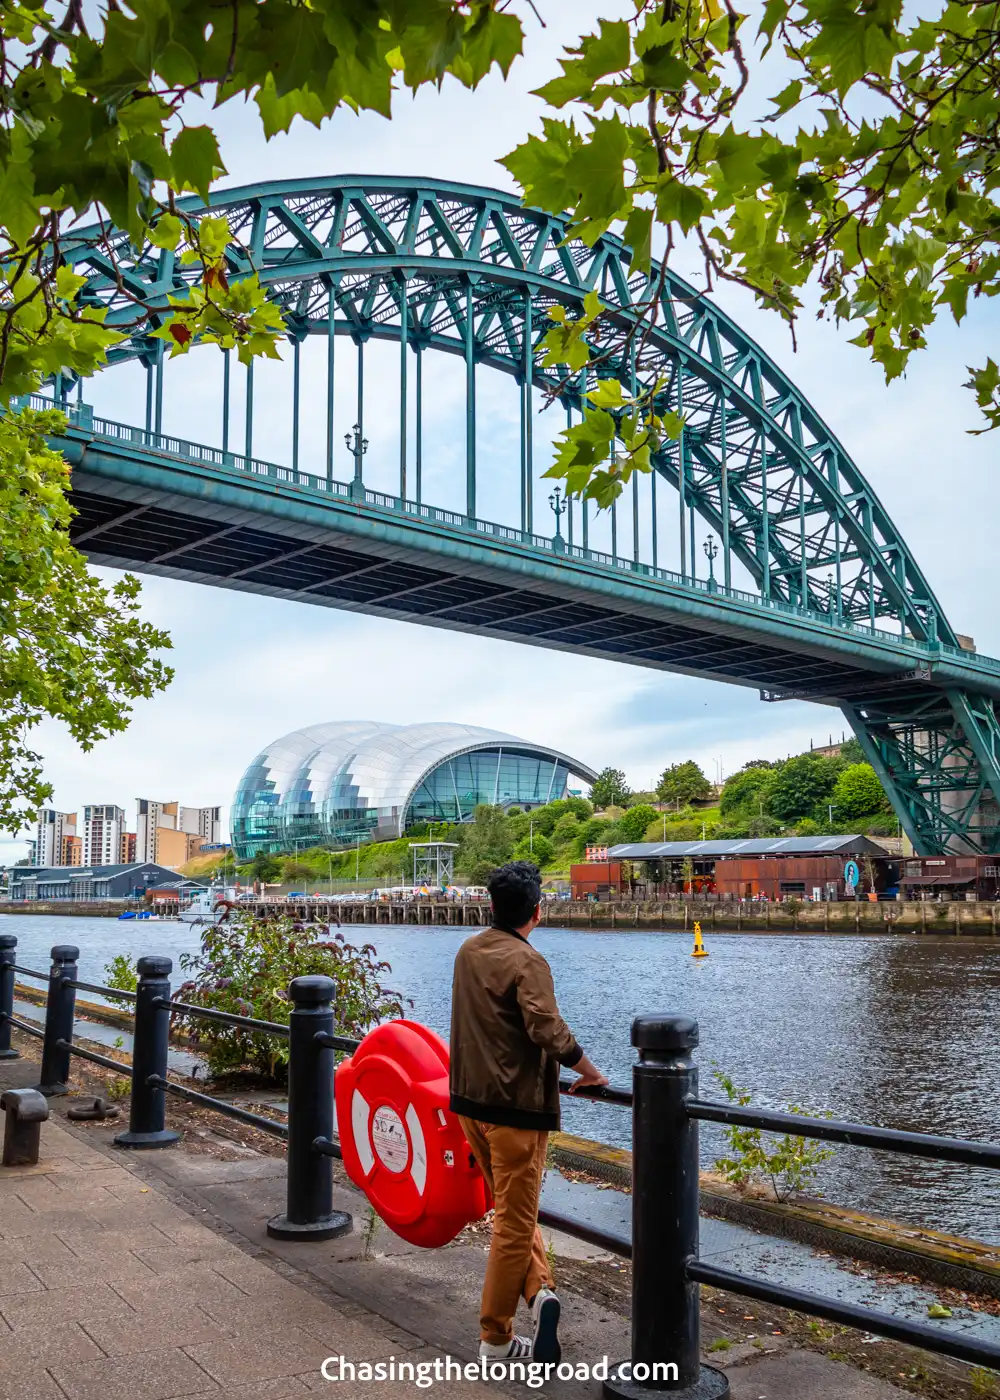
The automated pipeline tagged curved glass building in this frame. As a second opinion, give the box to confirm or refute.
[231,721,598,859]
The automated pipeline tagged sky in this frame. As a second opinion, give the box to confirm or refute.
[10,1,1000,860]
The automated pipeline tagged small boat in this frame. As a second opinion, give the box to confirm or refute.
[177,887,228,926]
[117,909,160,921]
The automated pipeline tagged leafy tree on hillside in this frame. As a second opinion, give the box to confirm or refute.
[832,764,892,821]
[767,756,838,824]
[657,760,711,806]
[553,813,582,842]
[251,850,282,884]
[459,804,514,885]
[720,766,775,818]
[616,803,660,843]
[591,767,632,809]
[513,832,554,867]
[839,738,866,766]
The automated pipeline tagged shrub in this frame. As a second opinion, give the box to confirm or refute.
[103,953,138,995]
[712,1069,834,1202]
[552,813,581,841]
[174,912,408,1080]
[512,832,554,867]
[616,803,659,843]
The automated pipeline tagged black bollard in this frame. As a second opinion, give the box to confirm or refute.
[604,1015,729,1400]
[0,935,19,1060]
[115,955,180,1149]
[267,975,352,1241]
[37,946,79,1096]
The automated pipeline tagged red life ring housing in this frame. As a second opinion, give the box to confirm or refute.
[334,1020,490,1247]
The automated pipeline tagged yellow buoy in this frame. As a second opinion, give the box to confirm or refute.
[692,921,709,957]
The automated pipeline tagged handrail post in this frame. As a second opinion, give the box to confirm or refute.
[605,1015,729,1399]
[267,975,352,1241]
[0,934,19,1060]
[115,956,180,1149]
[38,946,79,1095]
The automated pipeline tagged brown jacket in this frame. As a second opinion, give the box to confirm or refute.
[449,926,583,1131]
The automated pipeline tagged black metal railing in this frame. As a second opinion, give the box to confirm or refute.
[4,937,1000,1396]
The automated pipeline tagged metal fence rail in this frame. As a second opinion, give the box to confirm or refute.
[3,935,1000,1398]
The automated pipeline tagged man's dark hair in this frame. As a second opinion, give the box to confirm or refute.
[488,861,542,928]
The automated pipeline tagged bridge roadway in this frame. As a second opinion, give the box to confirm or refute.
[51,399,1000,716]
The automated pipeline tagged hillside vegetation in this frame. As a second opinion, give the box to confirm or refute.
[183,741,895,883]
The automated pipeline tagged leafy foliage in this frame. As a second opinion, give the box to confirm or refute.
[502,0,1000,506]
[616,802,660,843]
[832,762,892,820]
[712,1069,834,1203]
[102,953,138,996]
[513,831,554,866]
[766,755,838,823]
[174,911,408,1080]
[1,408,172,833]
[656,760,711,806]
[458,804,515,885]
[591,766,632,809]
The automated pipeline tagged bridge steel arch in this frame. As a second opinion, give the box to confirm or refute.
[40,175,1000,854]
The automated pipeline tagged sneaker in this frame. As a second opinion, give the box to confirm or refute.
[479,1336,532,1361]
[530,1287,561,1364]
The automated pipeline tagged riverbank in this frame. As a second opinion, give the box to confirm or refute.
[5,895,1000,933]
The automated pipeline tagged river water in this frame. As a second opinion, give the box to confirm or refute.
[6,914,999,1242]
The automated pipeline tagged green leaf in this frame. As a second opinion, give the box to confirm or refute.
[767,79,803,119]
[621,206,654,273]
[54,266,87,301]
[171,126,225,202]
[656,179,708,233]
[534,20,629,108]
[926,1304,952,1319]
[147,213,183,251]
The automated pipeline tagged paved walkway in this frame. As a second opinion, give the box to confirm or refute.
[0,1116,485,1400]
[0,1029,919,1400]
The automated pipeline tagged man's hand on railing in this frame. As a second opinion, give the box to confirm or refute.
[567,1054,609,1093]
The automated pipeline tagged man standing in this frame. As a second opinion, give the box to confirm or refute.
[450,861,608,1363]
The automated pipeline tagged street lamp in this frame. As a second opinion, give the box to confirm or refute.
[345,422,369,501]
[549,486,566,552]
[703,534,719,590]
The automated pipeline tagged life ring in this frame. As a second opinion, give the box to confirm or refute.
[334,1020,491,1247]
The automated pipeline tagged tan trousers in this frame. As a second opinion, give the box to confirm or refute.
[459,1117,554,1346]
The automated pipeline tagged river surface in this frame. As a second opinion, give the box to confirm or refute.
[6,914,999,1242]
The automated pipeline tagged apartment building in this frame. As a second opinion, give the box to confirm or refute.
[62,834,82,866]
[34,809,77,867]
[136,800,222,867]
[82,805,126,866]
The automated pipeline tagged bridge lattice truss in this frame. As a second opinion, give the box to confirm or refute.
[52,176,1000,854]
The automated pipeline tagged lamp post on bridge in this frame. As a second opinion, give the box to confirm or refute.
[346,422,368,502]
[703,534,719,592]
[549,486,567,554]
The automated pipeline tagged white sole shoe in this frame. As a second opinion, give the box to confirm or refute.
[531,1289,561,1364]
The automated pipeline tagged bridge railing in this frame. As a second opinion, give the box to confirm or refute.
[16,391,1000,675]
[5,935,1000,1388]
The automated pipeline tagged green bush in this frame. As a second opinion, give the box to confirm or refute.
[616,803,659,842]
[174,912,408,1080]
[103,953,138,995]
[712,1070,834,1202]
[512,832,554,866]
[552,812,581,841]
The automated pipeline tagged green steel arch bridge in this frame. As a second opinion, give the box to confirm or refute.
[26,175,1000,854]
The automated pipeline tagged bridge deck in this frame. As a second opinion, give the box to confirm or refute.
[57,414,1000,712]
